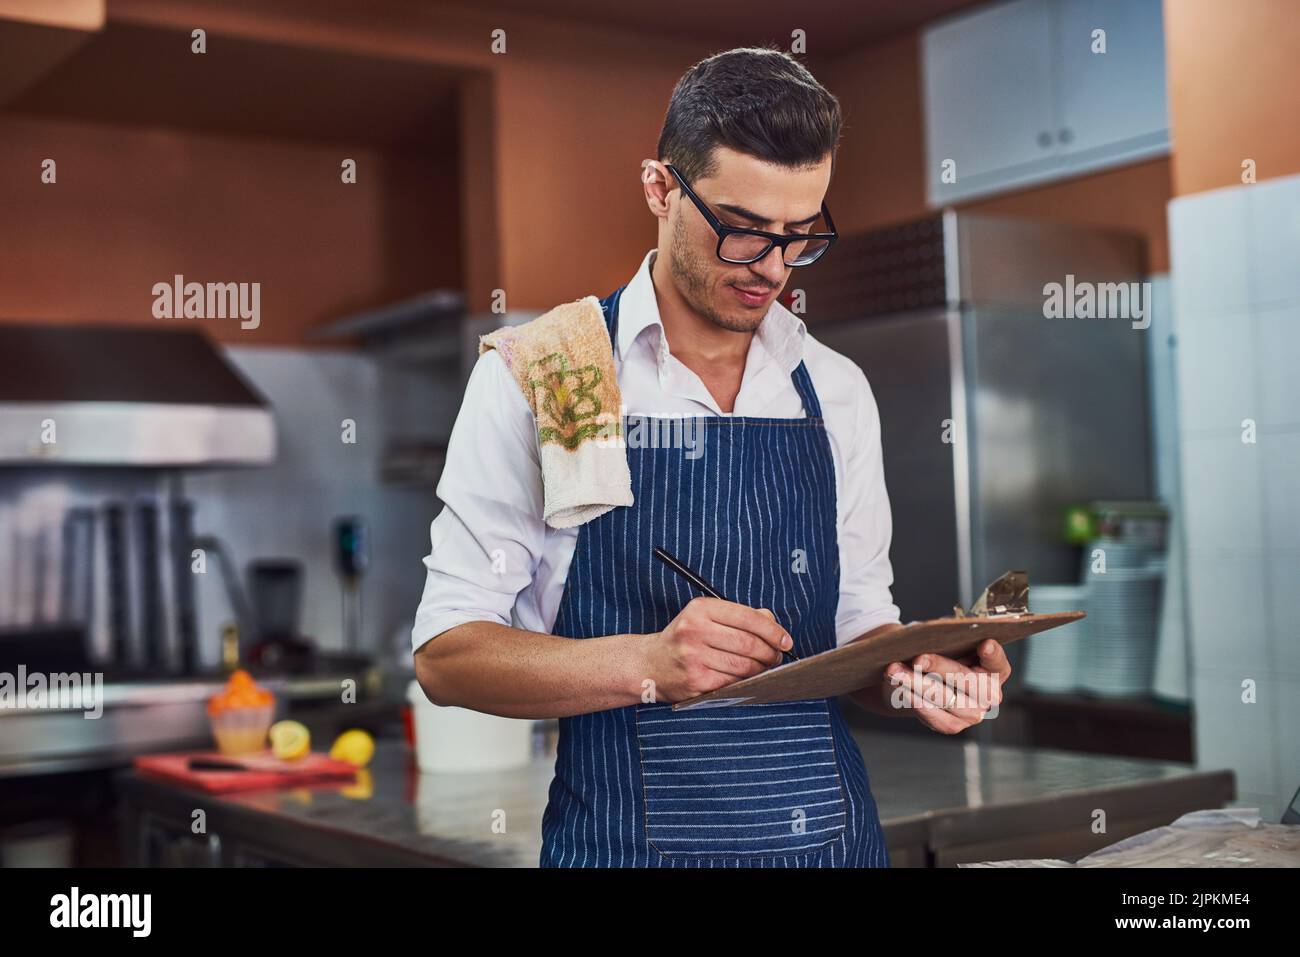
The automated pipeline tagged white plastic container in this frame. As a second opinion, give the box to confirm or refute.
[406,680,534,773]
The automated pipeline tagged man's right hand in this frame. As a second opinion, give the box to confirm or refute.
[636,597,793,703]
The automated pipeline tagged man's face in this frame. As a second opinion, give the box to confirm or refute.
[666,146,832,333]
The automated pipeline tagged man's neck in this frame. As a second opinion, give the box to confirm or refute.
[650,253,753,411]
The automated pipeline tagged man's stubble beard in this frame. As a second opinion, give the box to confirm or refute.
[667,213,765,334]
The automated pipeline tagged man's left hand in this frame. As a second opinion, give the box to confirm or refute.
[883,640,1011,734]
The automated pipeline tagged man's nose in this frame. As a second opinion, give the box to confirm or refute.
[749,245,787,286]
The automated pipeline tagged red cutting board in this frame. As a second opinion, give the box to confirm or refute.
[134,750,357,793]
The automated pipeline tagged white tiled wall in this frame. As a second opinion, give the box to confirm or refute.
[1168,172,1300,822]
[1145,274,1189,703]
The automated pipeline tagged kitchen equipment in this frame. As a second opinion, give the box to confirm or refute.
[58,507,95,628]
[0,624,90,674]
[0,323,275,466]
[102,502,131,669]
[797,213,1152,623]
[406,680,533,773]
[248,560,304,641]
[169,497,199,674]
[246,559,313,671]
[0,503,14,627]
[191,534,255,658]
[135,501,165,671]
[30,517,48,623]
[333,517,367,651]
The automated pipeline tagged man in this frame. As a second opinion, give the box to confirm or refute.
[412,47,1011,867]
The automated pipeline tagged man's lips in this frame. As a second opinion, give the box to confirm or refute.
[729,284,775,307]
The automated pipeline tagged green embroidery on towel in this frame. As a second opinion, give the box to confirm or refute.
[527,352,616,450]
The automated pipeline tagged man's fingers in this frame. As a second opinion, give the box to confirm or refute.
[700,623,784,667]
[912,652,978,681]
[886,679,967,734]
[977,639,1012,681]
[697,599,793,652]
[910,651,1002,707]
[886,665,987,723]
[698,647,769,679]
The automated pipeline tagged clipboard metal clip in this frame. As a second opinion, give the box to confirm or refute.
[953,570,1029,619]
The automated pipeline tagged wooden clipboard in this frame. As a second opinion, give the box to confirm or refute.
[672,611,1084,710]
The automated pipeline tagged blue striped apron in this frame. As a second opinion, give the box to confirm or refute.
[539,285,889,867]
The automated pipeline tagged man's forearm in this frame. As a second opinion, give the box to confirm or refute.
[413,621,650,719]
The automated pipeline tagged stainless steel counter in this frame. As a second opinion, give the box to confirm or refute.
[118,729,1235,867]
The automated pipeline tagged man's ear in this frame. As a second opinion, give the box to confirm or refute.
[641,159,673,221]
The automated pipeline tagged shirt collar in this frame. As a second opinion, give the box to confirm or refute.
[616,249,808,374]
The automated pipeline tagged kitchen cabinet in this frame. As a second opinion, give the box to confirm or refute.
[923,0,1169,204]
[1056,0,1168,159]
[922,0,1059,189]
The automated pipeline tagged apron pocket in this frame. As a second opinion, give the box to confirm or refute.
[635,700,849,860]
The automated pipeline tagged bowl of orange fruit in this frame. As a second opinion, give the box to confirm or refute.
[206,670,275,755]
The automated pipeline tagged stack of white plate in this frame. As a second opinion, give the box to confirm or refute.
[1079,556,1164,698]
[1023,584,1088,693]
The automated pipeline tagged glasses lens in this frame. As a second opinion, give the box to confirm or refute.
[718,232,772,263]
[785,237,831,266]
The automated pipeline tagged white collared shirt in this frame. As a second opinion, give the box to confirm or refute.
[412,250,900,652]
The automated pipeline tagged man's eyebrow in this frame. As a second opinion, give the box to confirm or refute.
[715,203,823,228]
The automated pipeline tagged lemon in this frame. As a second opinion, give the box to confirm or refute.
[269,720,311,761]
[330,729,375,767]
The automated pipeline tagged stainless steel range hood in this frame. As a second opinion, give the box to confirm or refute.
[0,324,275,466]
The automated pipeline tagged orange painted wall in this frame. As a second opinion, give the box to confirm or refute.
[489,37,696,307]
[1163,0,1300,196]
[0,114,460,343]
[818,34,929,235]
[105,0,706,311]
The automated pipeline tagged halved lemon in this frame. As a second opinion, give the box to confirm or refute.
[269,720,311,761]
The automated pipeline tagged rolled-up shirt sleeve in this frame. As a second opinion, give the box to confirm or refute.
[411,349,545,653]
[835,369,902,645]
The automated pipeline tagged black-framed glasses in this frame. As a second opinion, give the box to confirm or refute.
[664,162,837,267]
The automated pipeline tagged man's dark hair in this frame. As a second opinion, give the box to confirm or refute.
[657,47,841,184]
